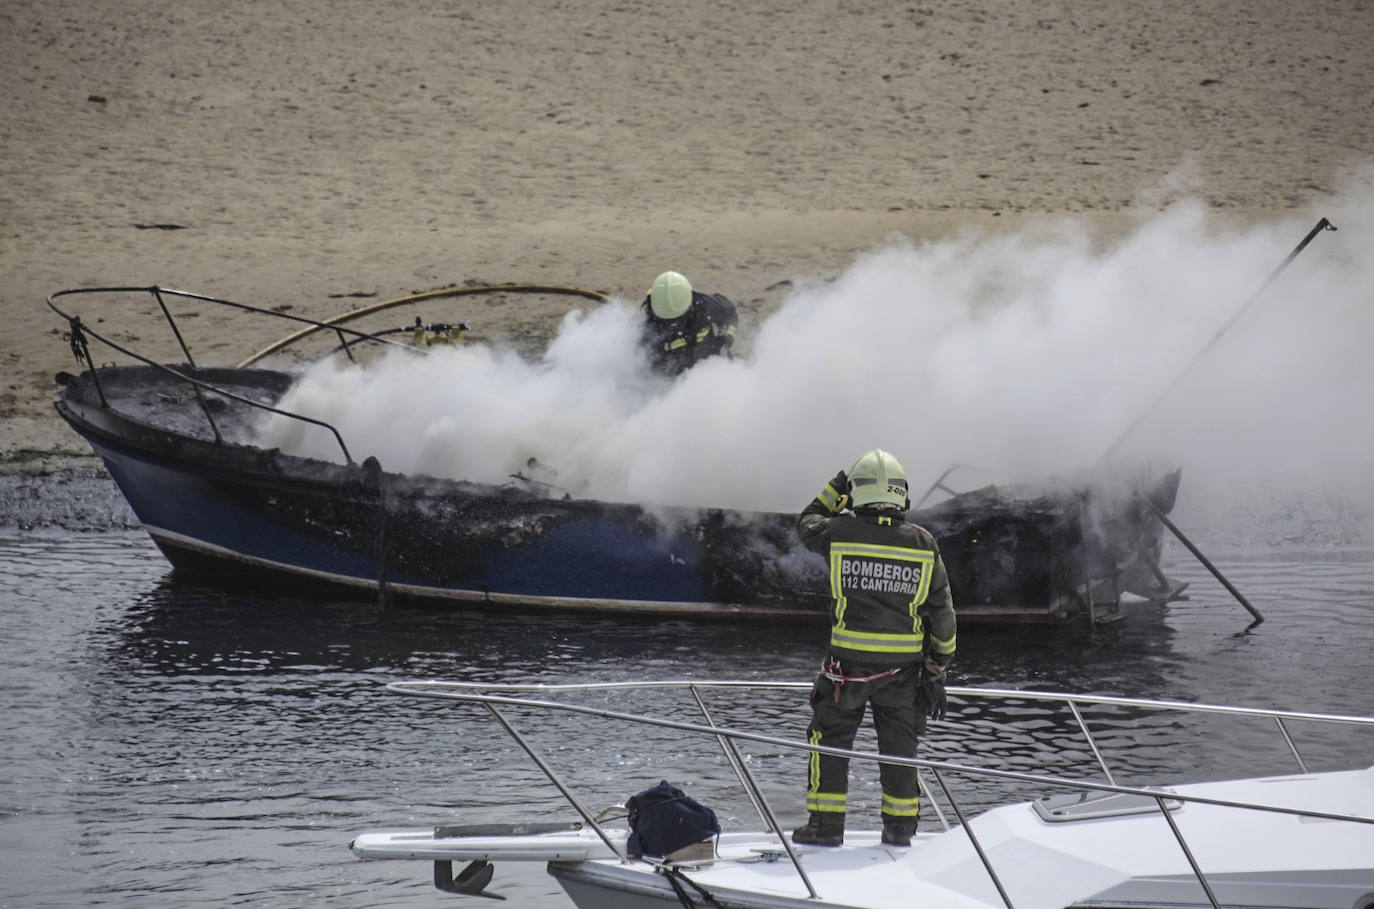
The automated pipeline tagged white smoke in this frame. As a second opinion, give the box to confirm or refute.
[260,181,1374,533]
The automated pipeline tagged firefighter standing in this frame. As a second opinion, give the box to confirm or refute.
[640,270,738,376]
[792,449,956,848]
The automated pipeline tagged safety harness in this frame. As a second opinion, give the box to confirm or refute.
[820,657,904,701]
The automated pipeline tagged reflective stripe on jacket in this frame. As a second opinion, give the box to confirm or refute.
[798,480,956,666]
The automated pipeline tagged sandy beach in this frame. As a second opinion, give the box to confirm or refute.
[3,0,1372,462]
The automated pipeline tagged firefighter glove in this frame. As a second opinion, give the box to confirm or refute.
[916,672,948,722]
[828,470,850,512]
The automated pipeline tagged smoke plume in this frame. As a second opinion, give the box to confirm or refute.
[261,182,1373,539]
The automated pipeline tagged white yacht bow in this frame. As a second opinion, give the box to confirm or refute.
[351,680,1374,908]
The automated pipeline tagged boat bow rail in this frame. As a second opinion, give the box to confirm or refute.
[361,678,1374,908]
[47,284,611,465]
[48,285,385,463]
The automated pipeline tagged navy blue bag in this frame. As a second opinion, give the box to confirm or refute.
[625,780,720,857]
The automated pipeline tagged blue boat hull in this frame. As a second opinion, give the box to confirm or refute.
[56,366,825,617]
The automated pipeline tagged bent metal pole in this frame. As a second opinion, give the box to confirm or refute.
[1103,217,1337,629]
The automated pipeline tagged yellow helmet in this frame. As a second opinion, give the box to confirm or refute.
[848,449,909,510]
[649,271,693,320]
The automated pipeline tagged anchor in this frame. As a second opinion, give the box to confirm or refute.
[433,858,503,900]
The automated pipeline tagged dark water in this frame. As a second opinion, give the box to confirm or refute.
[2,529,1373,908]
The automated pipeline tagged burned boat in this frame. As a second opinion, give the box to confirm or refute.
[48,285,1190,625]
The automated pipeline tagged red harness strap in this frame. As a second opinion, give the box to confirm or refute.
[820,657,899,701]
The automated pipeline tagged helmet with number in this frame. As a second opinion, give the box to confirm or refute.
[649,271,693,320]
[848,449,909,510]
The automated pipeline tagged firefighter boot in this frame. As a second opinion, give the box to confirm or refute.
[791,812,845,846]
[881,818,917,846]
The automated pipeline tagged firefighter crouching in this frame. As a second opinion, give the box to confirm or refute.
[792,449,957,848]
[640,270,738,376]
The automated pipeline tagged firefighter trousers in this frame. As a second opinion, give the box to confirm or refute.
[804,666,921,822]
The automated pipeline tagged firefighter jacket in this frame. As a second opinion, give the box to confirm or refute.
[641,291,738,376]
[797,479,956,673]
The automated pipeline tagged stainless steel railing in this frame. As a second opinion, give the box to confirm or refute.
[384,679,1374,909]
